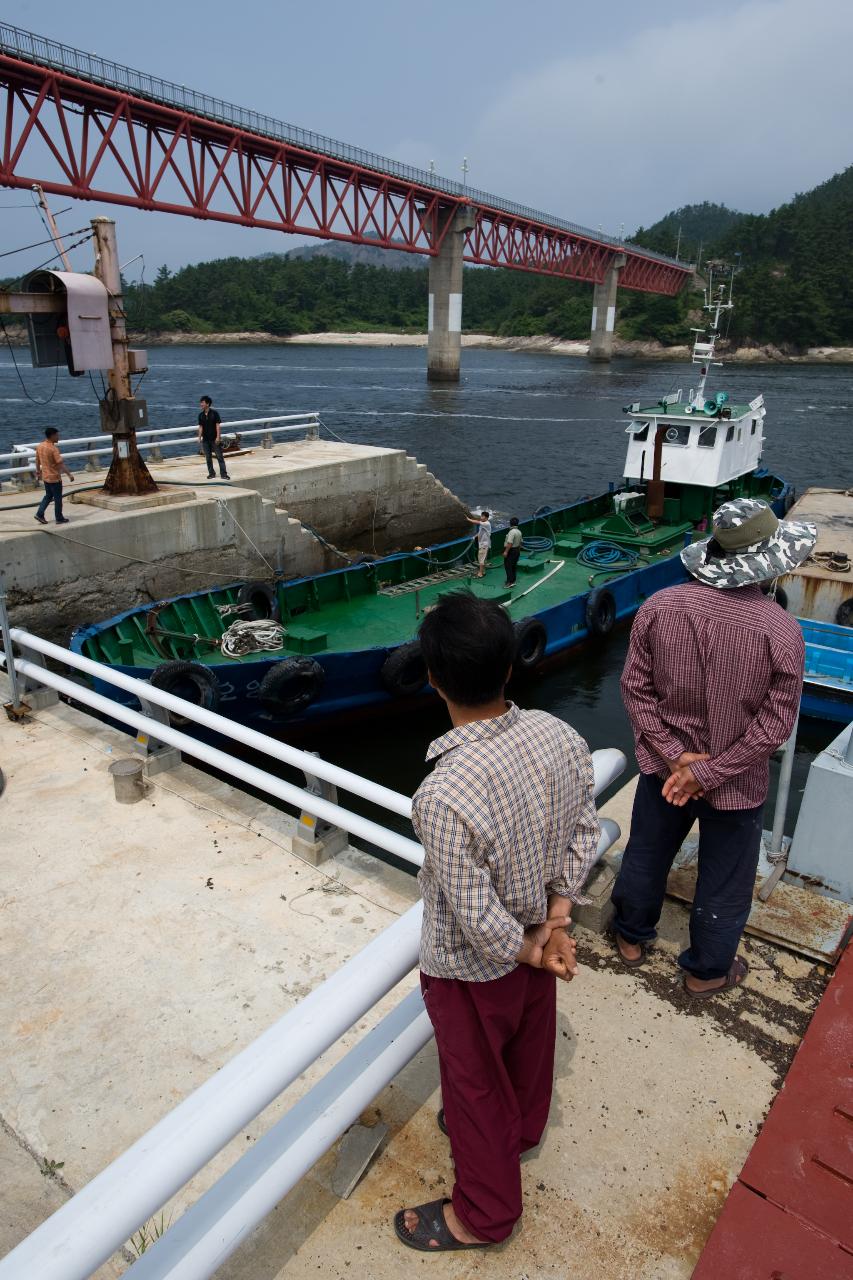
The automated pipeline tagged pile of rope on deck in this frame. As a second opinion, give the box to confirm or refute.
[219,618,287,659]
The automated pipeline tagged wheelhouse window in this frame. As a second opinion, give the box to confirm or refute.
[726,424,735,442]
[697,425,718,449]
[751,418,758,435]
[663,423,691,447]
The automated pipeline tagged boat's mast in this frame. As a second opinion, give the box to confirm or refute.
[690,265,733,409]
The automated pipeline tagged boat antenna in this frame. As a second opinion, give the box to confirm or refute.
[690,262,733,410]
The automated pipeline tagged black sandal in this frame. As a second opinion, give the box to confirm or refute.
[394,1198,491,1252]
[437,1108,448,1136]
[683,955,749,1000]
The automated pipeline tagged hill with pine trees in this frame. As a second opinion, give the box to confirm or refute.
[119,165,853,350]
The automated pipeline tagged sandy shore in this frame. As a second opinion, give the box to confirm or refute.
[136,331,853,362]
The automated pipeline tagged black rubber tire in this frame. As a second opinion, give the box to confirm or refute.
[381,641,428,698]
[237,581,280,621]
[773,586,789,611]
[585,587,617,637]
[149,660,221,725]
[259,658,324,717]
[513,618,547,671]
[836,598,853,628]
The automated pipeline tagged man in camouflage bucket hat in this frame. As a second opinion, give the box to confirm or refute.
[680,497,817,589]
[609,499,816,998]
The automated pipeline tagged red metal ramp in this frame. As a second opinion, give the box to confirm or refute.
[694,944,853,1278]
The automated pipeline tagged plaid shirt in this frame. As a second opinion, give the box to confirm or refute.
[413,703,600,982]
[621,582,804,810]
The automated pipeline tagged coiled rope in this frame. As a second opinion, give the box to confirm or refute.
[220,619,287,659]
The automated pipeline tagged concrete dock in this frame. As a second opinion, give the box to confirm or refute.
[0,438,467,639]
[0,680,831,1279]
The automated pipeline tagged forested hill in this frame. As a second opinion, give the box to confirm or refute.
[121,165,853,349]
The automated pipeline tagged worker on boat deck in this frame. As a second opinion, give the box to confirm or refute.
[464,510,492,579]
[503,517,523,588]
[197,395,230,481]
[395,590,599,1252]
[611,498,816,998]
[34,427,74,525]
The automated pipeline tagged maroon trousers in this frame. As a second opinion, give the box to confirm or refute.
[420,964,557,1243]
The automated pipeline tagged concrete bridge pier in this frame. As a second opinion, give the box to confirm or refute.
[589,253,626,363]
[427,206,475,382]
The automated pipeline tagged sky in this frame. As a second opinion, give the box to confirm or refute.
[2,0,852,278]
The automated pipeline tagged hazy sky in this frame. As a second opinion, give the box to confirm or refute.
[3,0,851,277]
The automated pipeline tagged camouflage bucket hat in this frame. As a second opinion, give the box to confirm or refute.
[681,498,817,589]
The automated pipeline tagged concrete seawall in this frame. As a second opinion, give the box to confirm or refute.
[0,439,468,641]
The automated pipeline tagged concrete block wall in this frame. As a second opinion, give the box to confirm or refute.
[272,451,469,552]
[3,490,330,643]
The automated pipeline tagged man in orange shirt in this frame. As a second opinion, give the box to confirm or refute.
[34,427,74,525]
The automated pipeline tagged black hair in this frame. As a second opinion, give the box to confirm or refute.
[418,590,515,706]
[200,395,213,406]
[509,516,519,526]
[481,511,490,519]
[44,427,59,439]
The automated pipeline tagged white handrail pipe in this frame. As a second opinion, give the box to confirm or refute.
[9,629,414,818]
[124,991,433,1280]
[5,652,424,865]
[0,902,424,1280]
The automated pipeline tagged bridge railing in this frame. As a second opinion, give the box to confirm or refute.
[0,21,689,271]
[0,412,321,480]
[0,623,624,1280]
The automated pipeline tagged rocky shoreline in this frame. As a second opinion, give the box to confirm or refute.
[134,330,853,363]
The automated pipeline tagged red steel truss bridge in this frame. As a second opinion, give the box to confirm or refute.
[0,24,690,295]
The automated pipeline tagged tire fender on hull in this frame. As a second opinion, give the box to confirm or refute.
[259,658,325,717]
[149,660,221,725]
[513,618,547,671]
[238,581,280,621]
[585,587,616,637]
[381,641,428,698]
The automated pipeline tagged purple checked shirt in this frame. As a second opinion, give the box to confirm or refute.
[621,582,804,809]
[412,703,600,982]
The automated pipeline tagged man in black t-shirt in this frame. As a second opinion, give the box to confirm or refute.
[197,395,230,479]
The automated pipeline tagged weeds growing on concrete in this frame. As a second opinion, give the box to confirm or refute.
[129,1211,172,1256]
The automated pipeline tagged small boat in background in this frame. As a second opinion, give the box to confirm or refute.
[71,272,794,734]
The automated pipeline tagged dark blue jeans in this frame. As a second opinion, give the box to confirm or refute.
[202,438,227,477]
[37,480,63,521]
[611,772,763,980]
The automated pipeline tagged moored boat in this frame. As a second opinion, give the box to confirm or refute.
[71,272,794,733]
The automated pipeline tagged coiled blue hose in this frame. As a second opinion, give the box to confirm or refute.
[576,540,641,571]
[521,534,554,553]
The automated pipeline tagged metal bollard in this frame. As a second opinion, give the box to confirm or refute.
[109,757,145,804]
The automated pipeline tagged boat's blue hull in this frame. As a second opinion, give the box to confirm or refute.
[71,485,795,735]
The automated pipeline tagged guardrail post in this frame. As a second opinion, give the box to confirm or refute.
[293,752,349,864]
[0,609,60,712]
[85,442,99,472]
[307,416,320,441]
[147,434,163,463]
[135,697,181,773]
[262,422,273,449]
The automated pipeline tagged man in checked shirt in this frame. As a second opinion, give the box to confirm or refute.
[612,498,816,998]
[394,591,600,1253]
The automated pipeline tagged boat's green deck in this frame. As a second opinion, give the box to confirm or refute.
[85,536,686,668]
[83,469,785,670]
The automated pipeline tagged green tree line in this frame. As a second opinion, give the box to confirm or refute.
[120,163,853,350]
